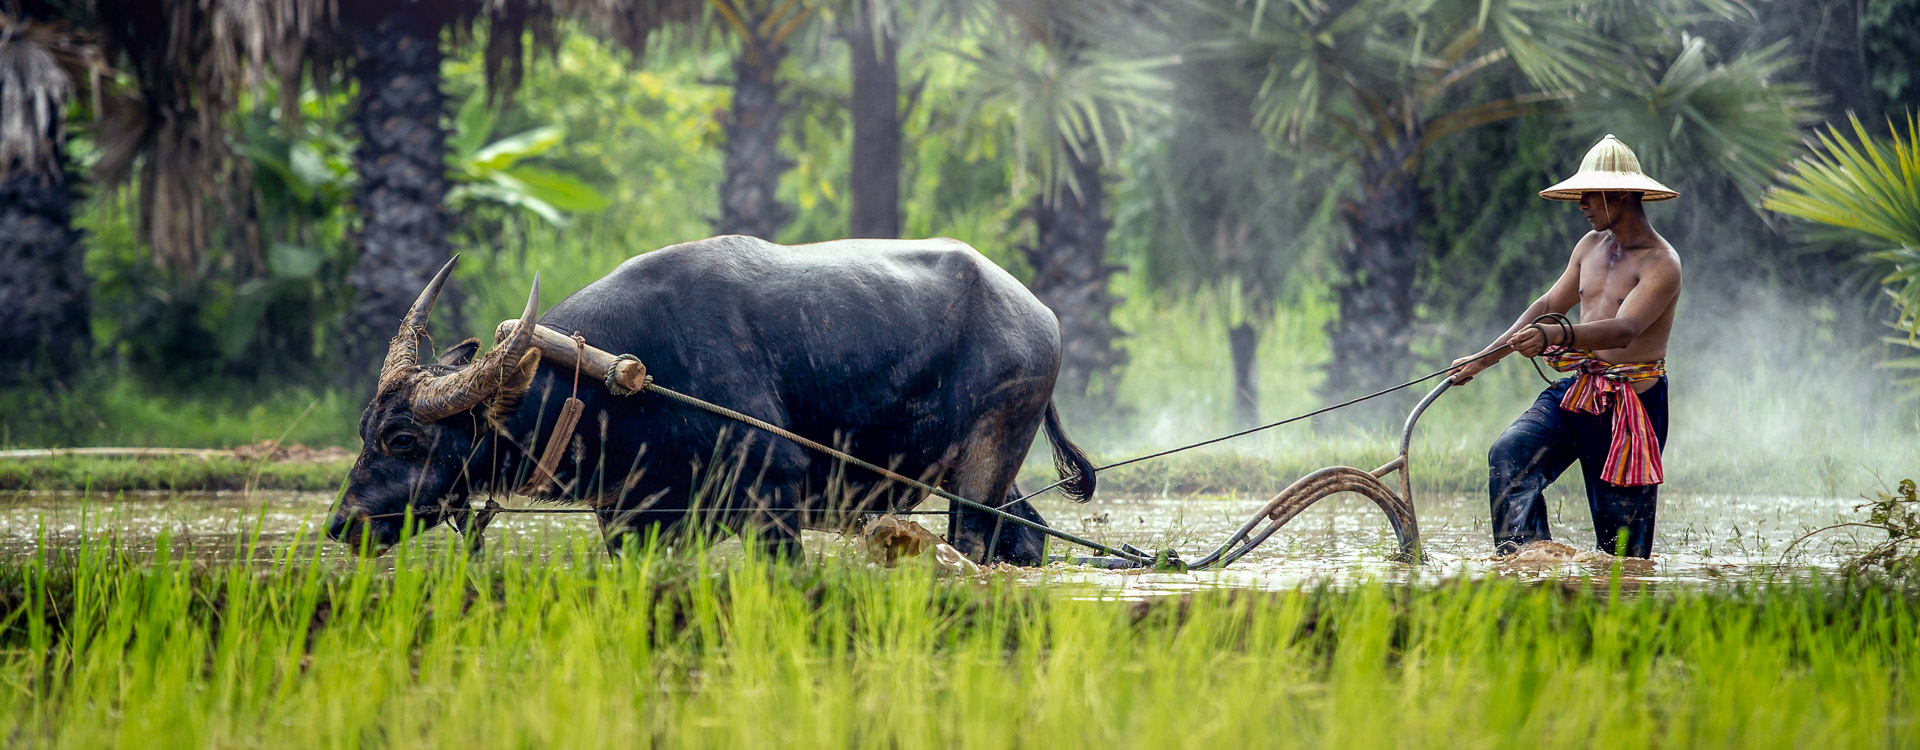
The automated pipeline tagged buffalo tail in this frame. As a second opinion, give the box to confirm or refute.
[1042,401,1096,503]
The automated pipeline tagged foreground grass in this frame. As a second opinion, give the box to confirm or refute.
[1,532,1916,748]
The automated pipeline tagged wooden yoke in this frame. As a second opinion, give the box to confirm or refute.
[495,320,649,395]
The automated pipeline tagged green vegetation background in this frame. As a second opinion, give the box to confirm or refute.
[3,19,1918,500]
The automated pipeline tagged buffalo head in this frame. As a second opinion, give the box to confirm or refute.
[327,257,542,555]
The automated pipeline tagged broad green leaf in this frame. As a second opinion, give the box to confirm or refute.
[504,166,611,214]
[472,126,565,172]
[237,143,312,204]
[474,177,570,225]
[450,93,497,160]
[289,144,335,193]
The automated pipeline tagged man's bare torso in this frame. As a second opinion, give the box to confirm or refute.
[1570,230,1681,392]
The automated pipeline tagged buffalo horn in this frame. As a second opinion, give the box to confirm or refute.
[379,255,461,387]
[410,274,541,422]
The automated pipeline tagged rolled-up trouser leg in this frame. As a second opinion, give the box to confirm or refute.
[1488,379,1580,555]
[1580,378,1669,558]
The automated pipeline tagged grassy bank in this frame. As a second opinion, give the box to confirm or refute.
[0,429,1885,497]
[1,533,1915,748]
[0,455,349,493]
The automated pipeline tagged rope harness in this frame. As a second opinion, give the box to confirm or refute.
[432,322,1527,569]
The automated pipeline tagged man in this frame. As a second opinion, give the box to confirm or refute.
[1447,134,1682,558]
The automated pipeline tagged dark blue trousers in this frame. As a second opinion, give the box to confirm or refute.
[1488,376,1668,558]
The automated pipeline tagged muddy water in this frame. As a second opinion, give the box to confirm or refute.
[0,489,1876,592]
[1019,491,1871,596]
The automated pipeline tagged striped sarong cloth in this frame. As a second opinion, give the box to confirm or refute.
[1543,348,1667,486]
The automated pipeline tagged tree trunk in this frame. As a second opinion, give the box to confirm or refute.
[846,0,900,239]
[1023,148,1125,403]
[1229,321,1259,428]
[716,38,794,240]
[1320,147,1422,419]
[344,7,452,387]
[0,163,88,388]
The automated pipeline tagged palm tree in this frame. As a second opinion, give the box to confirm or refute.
[1117,6,1357,427]
[0,10,96,386]
[312,0,695,382]
[956,0,1172,403]
[1591,38,1818,205]
[1125,111,1334,428]
[1201,0,1623,403]
[845,0,900,238]
[705,0,821,239]
[0,0,456,385]
[1207,0,1820,409]
[329,1,464,381]
[4,0,681,387]
[1575,33,1819,282]
[0,0,344,388]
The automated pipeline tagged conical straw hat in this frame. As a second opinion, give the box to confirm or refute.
[1539,134,1679,202]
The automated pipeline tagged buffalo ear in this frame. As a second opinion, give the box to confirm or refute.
[436,338,481,367]
[485,349,542,428]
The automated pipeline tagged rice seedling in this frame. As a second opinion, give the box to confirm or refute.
[0,517,1916,749]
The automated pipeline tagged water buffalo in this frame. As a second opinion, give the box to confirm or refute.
[326,235,1095,565]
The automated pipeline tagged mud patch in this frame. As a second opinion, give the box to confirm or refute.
[862,515,980,576]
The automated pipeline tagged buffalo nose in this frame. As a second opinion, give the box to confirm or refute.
[327,509,371,543]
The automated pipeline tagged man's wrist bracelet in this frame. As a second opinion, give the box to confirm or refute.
[1531,313,1576,349]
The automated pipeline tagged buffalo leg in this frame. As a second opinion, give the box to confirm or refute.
[724,436,810,563]
[950,489,1049,566]
[945,412,1049,565]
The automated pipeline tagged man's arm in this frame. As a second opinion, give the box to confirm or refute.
[1449,240,1585,383]
[1512,253,1679,355]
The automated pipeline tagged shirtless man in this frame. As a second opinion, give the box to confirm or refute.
[1447,135,1682,558]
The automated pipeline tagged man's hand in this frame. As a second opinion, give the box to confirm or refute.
[1449,352,1497,384]
[1508,325,1550,357]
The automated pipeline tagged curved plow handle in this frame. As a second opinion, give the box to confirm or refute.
[1236,466,1421,566]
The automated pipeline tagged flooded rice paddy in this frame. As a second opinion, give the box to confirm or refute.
[0,488,1878,594]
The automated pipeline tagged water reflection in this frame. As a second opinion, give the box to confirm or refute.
[0,489,1877,595]
[1020,491,1870,597]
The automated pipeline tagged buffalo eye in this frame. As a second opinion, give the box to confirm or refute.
[386,433,420,454]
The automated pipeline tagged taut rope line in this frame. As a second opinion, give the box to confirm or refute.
[429,321,1522,569]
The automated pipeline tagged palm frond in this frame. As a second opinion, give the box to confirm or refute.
[1223,0,1623,159]
[82,0,333,270]
[1592,36,1819,205]
[0,14,103,179]
[1481,0,1621,94]
[956,39,1173,200]
[1766,113,1920,330]
[950,0,1174,199]
[1765,113,1920,249]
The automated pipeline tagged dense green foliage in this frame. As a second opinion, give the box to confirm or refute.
[2,533,1918,747]
[2,0,1916,452]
